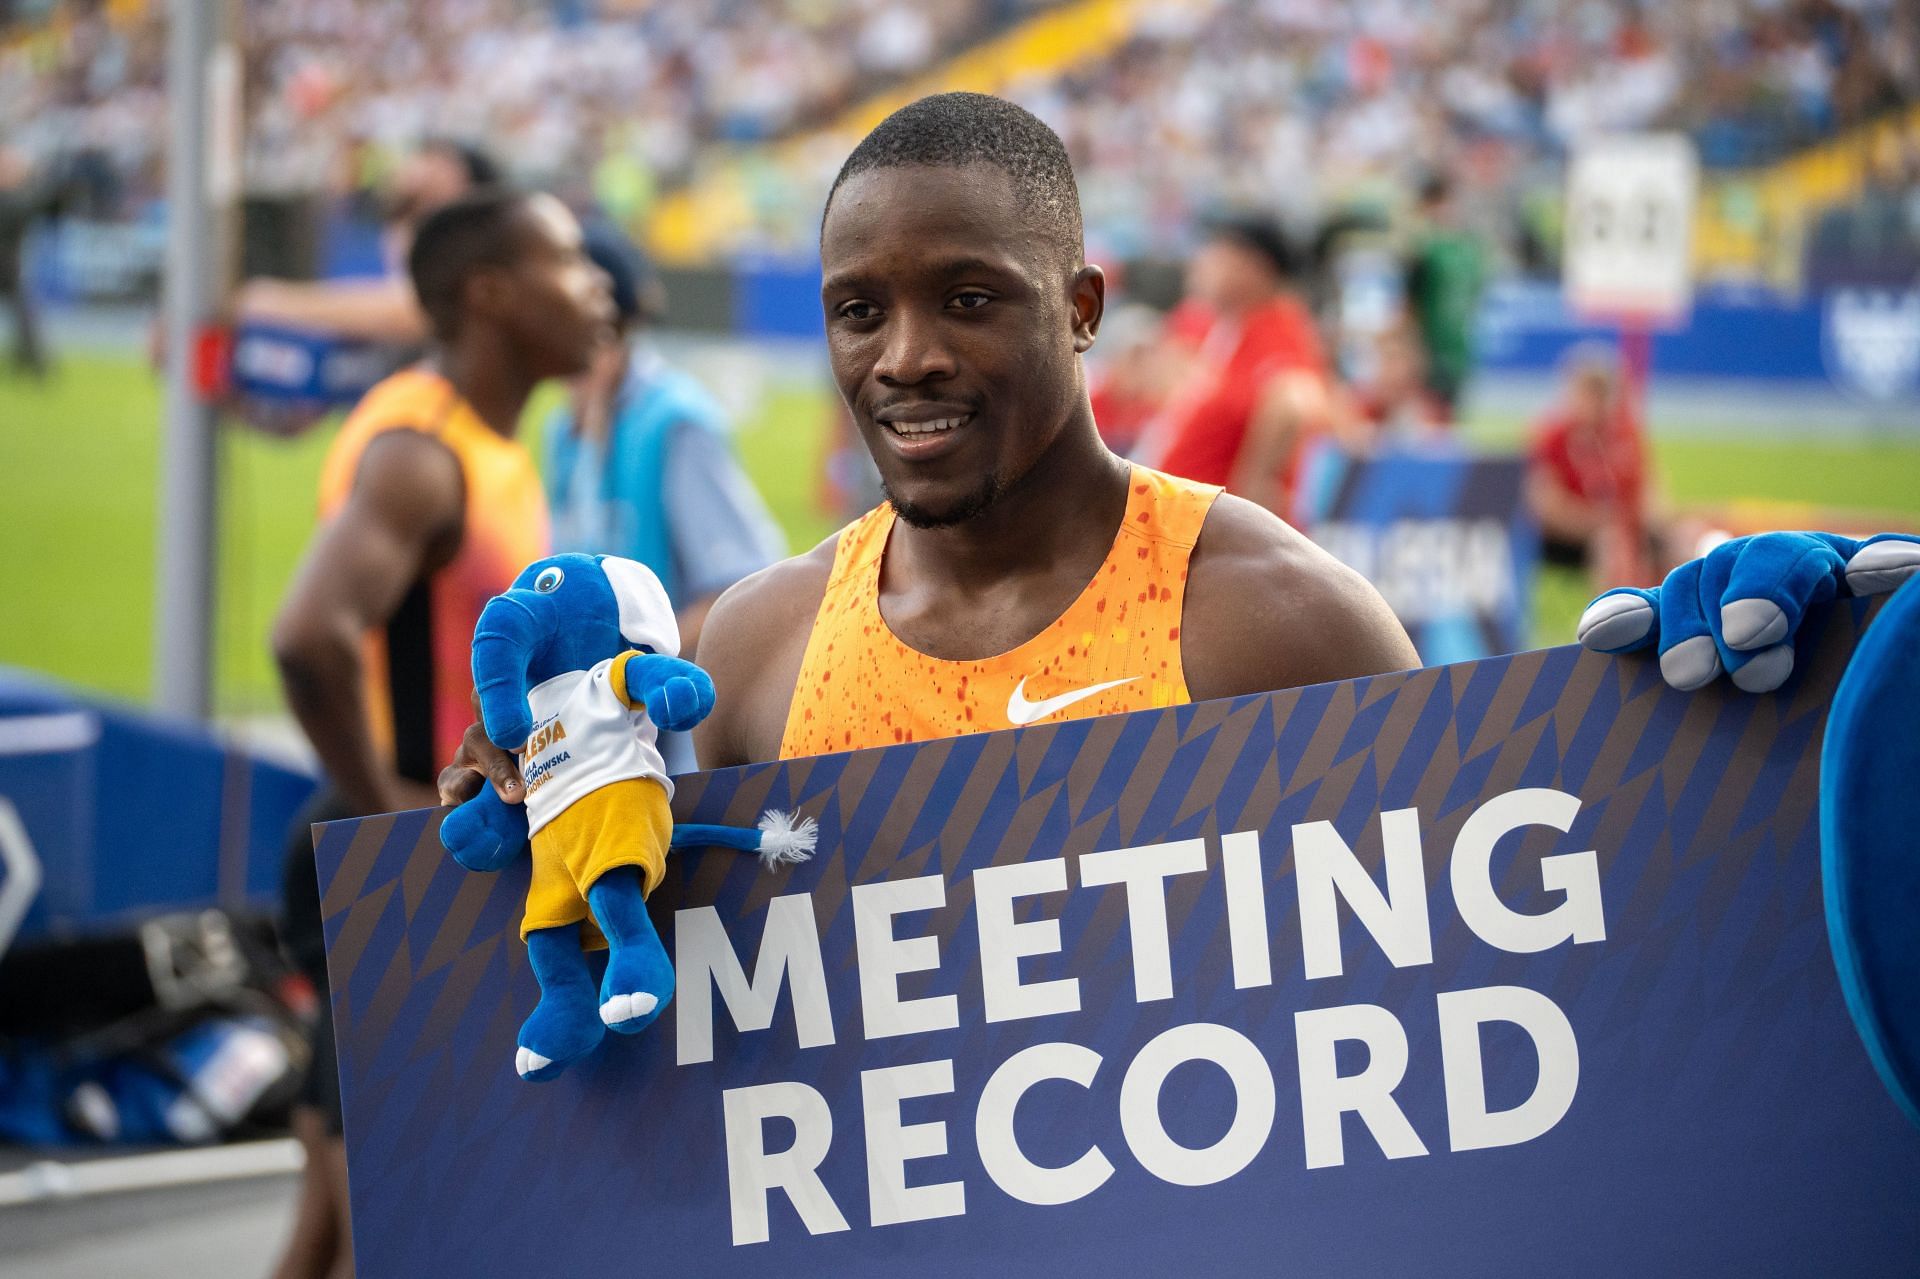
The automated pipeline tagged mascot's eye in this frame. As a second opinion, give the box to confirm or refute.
[533,566,565,594]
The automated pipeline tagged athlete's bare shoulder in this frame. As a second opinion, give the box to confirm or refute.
[1181,492,1419,702]
[693,532,842,768]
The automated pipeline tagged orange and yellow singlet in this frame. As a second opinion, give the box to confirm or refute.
[779,465,1221,758]
[317,367,549,782]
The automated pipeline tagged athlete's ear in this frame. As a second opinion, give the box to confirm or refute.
[464,267,514,325]
[1069,263,1105,355]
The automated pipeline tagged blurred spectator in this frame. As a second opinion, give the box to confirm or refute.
[1146,215,1334,515]
[1402,172,1484,418]
[1343,321,1453,448]
[235,138,500,345]
[1526,344,1669,584]
[0,143,55,376]
[543,224,784,770]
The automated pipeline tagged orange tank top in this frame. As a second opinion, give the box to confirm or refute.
[317,368,550,782]
[779,464,1221,758]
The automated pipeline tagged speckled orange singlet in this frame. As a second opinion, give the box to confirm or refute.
[778,464,1222,758]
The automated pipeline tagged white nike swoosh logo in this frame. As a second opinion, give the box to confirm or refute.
[1006,676,1139,726]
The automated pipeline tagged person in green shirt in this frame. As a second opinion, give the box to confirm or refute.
[1403,173,1485,418]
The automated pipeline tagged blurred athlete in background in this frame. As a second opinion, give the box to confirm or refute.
[268,188,610,1279]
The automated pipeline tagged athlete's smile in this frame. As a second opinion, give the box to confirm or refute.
[876,404,978,460]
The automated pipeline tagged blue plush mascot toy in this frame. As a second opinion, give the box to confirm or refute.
[439,553,814,1081]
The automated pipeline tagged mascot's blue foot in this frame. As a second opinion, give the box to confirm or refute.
[589,867,675,1035]
[517,927,605,1081]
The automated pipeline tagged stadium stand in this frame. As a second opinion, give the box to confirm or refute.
[5,0,1913,278]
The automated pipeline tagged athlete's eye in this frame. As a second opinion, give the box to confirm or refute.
[837,300,877,322]
[533,566,565,593]
[951,291,992,309]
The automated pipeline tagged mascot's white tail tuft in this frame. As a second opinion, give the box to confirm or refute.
[755,810,818,868]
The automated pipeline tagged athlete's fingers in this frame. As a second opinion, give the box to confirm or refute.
[438,719,524,806]
[436,761,484,808]
[1655,557,1722,691]
[1577,587,1659,653]
[1844,533,1920,595]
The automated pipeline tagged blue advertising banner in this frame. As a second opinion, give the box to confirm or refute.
[1293,446,1538,664]
[317,603,1919,1277]
[228,323,394,406]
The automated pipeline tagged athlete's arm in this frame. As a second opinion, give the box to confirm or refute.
[273,431,464,814]
[691,539,838,769]
[1181,493,1419,700]
[235,276,429,345]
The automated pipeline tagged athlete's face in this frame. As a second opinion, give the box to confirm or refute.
[493,195,616,378]
[821,164,1102,528]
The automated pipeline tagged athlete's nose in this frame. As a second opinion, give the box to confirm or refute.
[872,307,956,388]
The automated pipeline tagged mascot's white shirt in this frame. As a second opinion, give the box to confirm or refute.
[519,657,670,837]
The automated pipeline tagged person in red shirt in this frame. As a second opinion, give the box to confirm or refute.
[1526,347,1662,580]
[1143,216,1334,512]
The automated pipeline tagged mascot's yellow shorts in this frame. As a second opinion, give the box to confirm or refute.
[523,777,671,947]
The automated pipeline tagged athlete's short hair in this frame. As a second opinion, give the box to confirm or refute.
[824,92,1084,264]
[408,188,532,340]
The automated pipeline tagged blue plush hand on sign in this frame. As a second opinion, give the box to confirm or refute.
[626,656,716,733]
[1576,532,1920,692]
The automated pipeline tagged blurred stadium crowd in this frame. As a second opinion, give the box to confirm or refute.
[0,0,1047,219]
[2,0,1915,264]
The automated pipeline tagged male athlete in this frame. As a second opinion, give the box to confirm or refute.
[271,188,611,1279]
[440,93,1918,796]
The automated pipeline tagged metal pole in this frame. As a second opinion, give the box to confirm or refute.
[154,0,238,719]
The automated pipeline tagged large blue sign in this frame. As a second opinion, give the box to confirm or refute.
[317,603,1918,1276]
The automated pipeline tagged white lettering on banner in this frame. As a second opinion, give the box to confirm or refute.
[1219,831,1274,989]
[1078,840,1209,1002]
[1119,1023,1277,1186]
[722,1081,849,1246]
[853,875,959,1040]
[688,788,1604,1243]
[1315,519,1513,621]
[862,1059,967,1227]
[676,894,835,1065]
[1295,808,1434,980]
[1438,985,1580,1152]
[1450,789,1607,953]
[975,858,1081,1023]
[1295,1003,1430,1170]
[975,1043,1113,1206]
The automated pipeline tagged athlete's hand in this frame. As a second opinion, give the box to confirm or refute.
[1576,531,1920,692]
[437,690,526,808]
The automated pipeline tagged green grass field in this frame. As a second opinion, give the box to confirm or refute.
[3,352,1918,717]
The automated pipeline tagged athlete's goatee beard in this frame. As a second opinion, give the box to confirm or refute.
[884,472,1007,530]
